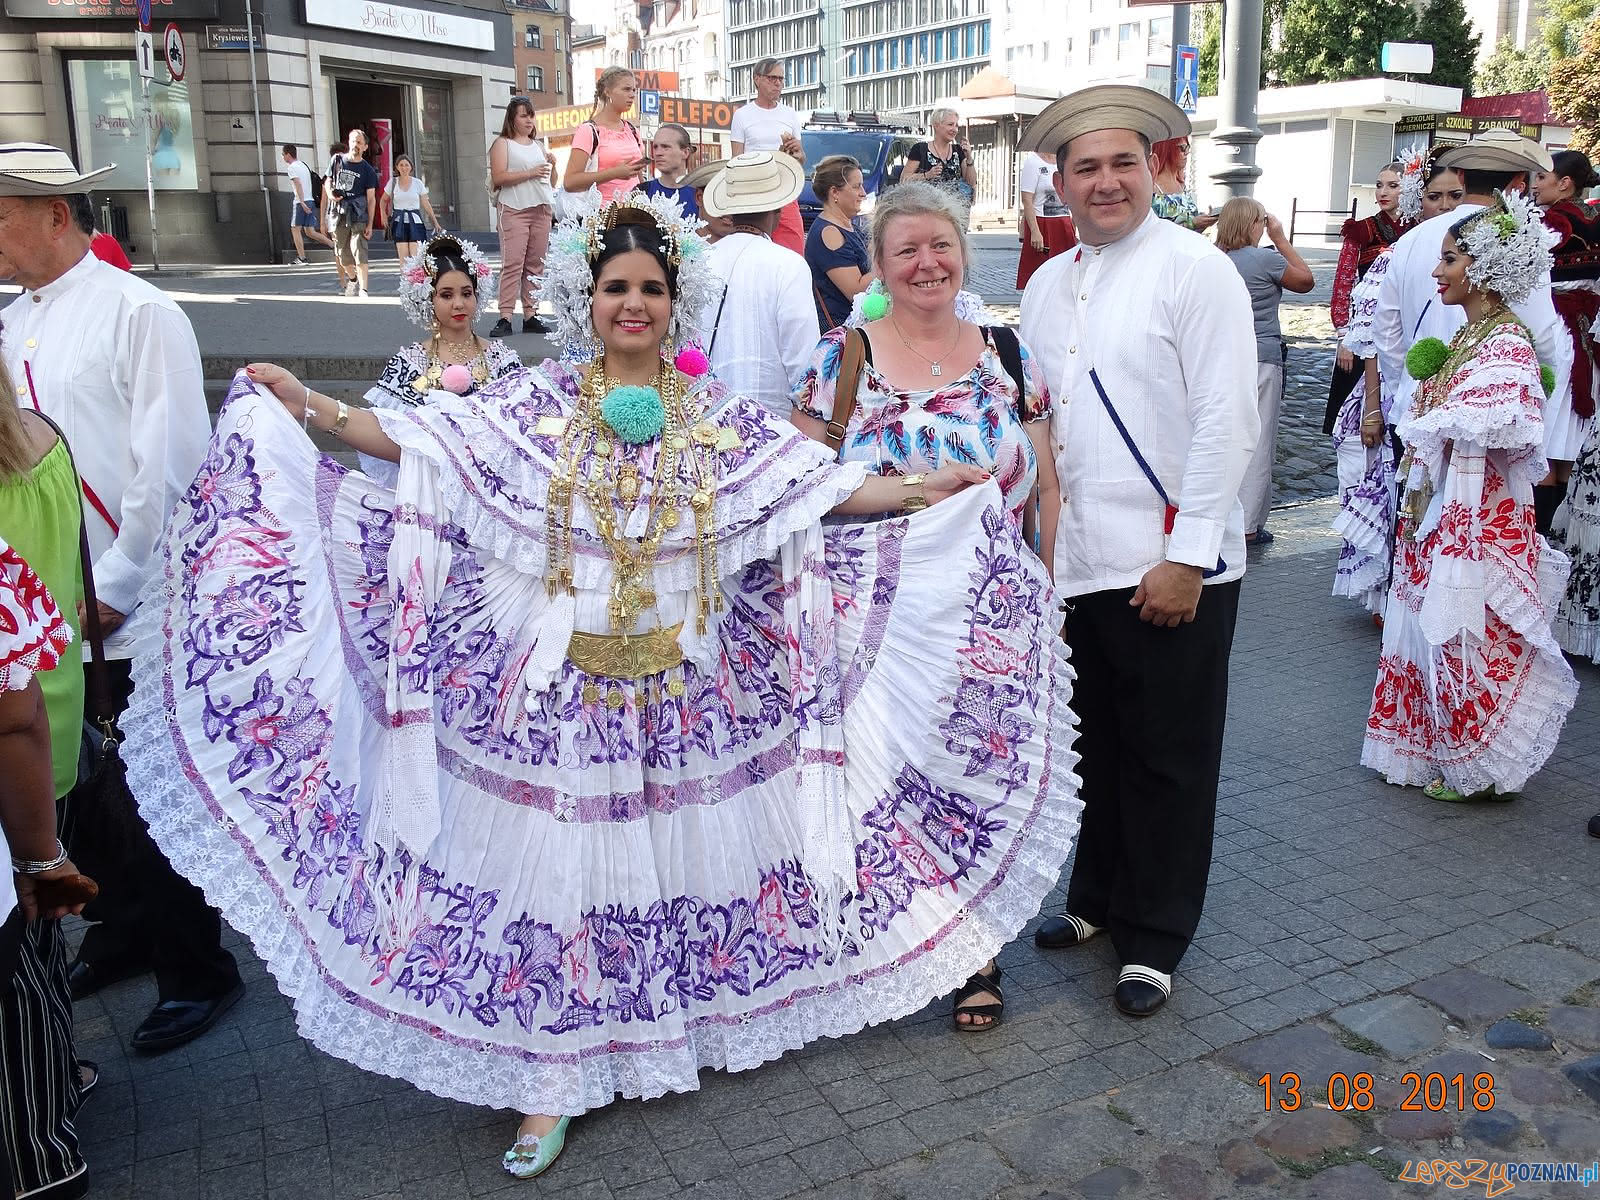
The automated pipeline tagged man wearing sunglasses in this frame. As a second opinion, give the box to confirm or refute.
[730,58,806,252]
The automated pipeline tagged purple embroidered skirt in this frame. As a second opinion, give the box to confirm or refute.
[123,372,1081,1115]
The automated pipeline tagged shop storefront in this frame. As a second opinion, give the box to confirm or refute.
[0,0,512,262]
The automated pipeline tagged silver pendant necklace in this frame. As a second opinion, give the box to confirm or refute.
[890,315,962,377]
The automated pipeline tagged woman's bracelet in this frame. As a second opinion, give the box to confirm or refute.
[12,839,68,875]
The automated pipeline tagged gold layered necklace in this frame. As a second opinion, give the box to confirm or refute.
[545,356,725,638]
[1398,303,1518,539]
[410,334,492,394]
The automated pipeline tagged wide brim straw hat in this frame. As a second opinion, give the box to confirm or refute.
[0,142,115,195]
[1435,128,1553,176]
[1018,84,1190,157]
[702,151,804,217]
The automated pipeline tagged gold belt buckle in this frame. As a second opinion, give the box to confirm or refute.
[566,623,686,680]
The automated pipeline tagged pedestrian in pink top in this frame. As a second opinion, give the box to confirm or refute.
[561,67,650,205]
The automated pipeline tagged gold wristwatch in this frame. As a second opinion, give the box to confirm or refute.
[900,473,929,513]
[330,400,351,435]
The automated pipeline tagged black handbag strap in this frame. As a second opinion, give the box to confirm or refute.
[26,410,118,735]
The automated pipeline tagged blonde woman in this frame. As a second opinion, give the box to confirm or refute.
[489,95,555,335]
[1215,196,1315,543]
[905,107,977,223]
[561,67,649,204]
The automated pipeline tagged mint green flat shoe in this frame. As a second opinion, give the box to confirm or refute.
[503,1116,571,1180]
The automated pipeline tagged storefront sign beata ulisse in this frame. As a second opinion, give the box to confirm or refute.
[302,0,495,51]
[541,97,735,144]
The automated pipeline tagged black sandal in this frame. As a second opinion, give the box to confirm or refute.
[950,964,1003,1033]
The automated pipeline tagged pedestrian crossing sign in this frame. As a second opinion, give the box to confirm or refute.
[1175,44,1199,114]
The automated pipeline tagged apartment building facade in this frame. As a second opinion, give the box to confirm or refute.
[508,0,575,109]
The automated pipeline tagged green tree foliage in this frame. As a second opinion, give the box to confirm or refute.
[1413,0,1481,92]
[1267,0,1418,85]
[1198,4,1220,97]
[1473,35,1552,93]
[1543,0,1598,58]
[1549,15,1600,155]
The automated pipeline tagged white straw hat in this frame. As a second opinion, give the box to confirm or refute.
[0,143,115,196]
[1019,84,1190,157]
[702,151,804,218]
[1435,128,1553,176]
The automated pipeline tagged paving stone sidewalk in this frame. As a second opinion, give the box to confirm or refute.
[75,526,1600,1200]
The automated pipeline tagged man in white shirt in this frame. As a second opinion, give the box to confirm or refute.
[280,143,333,266]
[1373,128,1573,532]
[0,143,244,1052]
[1018,89,1259,1018]
[729,58,807,253]
[700,152,820,416]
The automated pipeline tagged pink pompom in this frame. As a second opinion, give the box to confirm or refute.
[674,345,710,377]
[475,261,491,276]
[440,363,473,394]
[405,265,428,284]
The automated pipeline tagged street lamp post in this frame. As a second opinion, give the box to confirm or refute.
[1211,0,1264,198]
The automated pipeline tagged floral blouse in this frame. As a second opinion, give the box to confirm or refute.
[792,324,1052,522]
[1153,189,1201,230]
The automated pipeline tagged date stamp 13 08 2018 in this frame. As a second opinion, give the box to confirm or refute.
[1256,1070,1498,1113]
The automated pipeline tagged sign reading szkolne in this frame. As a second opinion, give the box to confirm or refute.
[3,0,216,19]
[302,0,495,52]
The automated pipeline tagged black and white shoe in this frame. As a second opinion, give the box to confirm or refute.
[1034,914,1103,949]
[1114,965,1171,1017]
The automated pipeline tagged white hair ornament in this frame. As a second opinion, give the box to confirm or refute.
[1457,190,1558,306]
[538,187,718,362]
[1396,145,1427,224]
[398,235,496,331]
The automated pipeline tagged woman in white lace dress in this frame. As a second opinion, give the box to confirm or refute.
[122,192,1082,1181]
[1332,152,1464,617]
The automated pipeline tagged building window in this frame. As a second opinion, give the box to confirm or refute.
[557,68,564,94]
[1118,22,1137,57]
[555,28,561,50]
[1088,26,1108,63]
[1147,16,1170,57]
[527,24,541,49]
[67,56,198,190]
[527,65,544,91]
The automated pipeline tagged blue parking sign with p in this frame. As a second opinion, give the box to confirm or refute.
[640,90,661,117]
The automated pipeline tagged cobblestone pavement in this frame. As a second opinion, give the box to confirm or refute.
[79,524,1600,1199]
[969,234,1343,507]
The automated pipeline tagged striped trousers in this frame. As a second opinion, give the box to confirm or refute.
[0,914,85,1197]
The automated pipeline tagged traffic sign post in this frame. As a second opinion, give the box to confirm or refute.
[164,23,185,81]
[1174,43,1199,114]
[135,18,160,268]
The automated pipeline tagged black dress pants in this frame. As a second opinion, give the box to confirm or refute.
[1062,579,1240,975]
[66,660,240,1002]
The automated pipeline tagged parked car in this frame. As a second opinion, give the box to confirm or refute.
[797,112,919,233]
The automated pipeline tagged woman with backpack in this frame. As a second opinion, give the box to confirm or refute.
[560,67,649,205]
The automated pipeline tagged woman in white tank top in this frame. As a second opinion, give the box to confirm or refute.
[489,96,556,336]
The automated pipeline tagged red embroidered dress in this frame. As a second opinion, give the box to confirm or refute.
[1331,212,1410,333]
[1362,318,1578,793]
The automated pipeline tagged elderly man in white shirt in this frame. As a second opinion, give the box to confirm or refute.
[1373,129,1573,532]
[1019,88,1259,1019]
[0,143,243,1053]
[699,151,820,417]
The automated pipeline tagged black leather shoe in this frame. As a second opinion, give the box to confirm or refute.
[130,982,244,1053]
[522,316,548,334]
[1034,914,1103,949]
[1590,812,1600,838]
[1113,977,1169,1018]
[488,318,514,338]
[67,956,146,1002]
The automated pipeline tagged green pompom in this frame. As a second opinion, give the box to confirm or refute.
[1406,337,1451,381]
[861,291,889,321]
[1540,364,1556,397]
[600,385,665,445]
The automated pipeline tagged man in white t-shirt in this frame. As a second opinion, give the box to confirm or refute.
[730,57,807,253]
[699,152,820,415]
[280,144,332,265]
